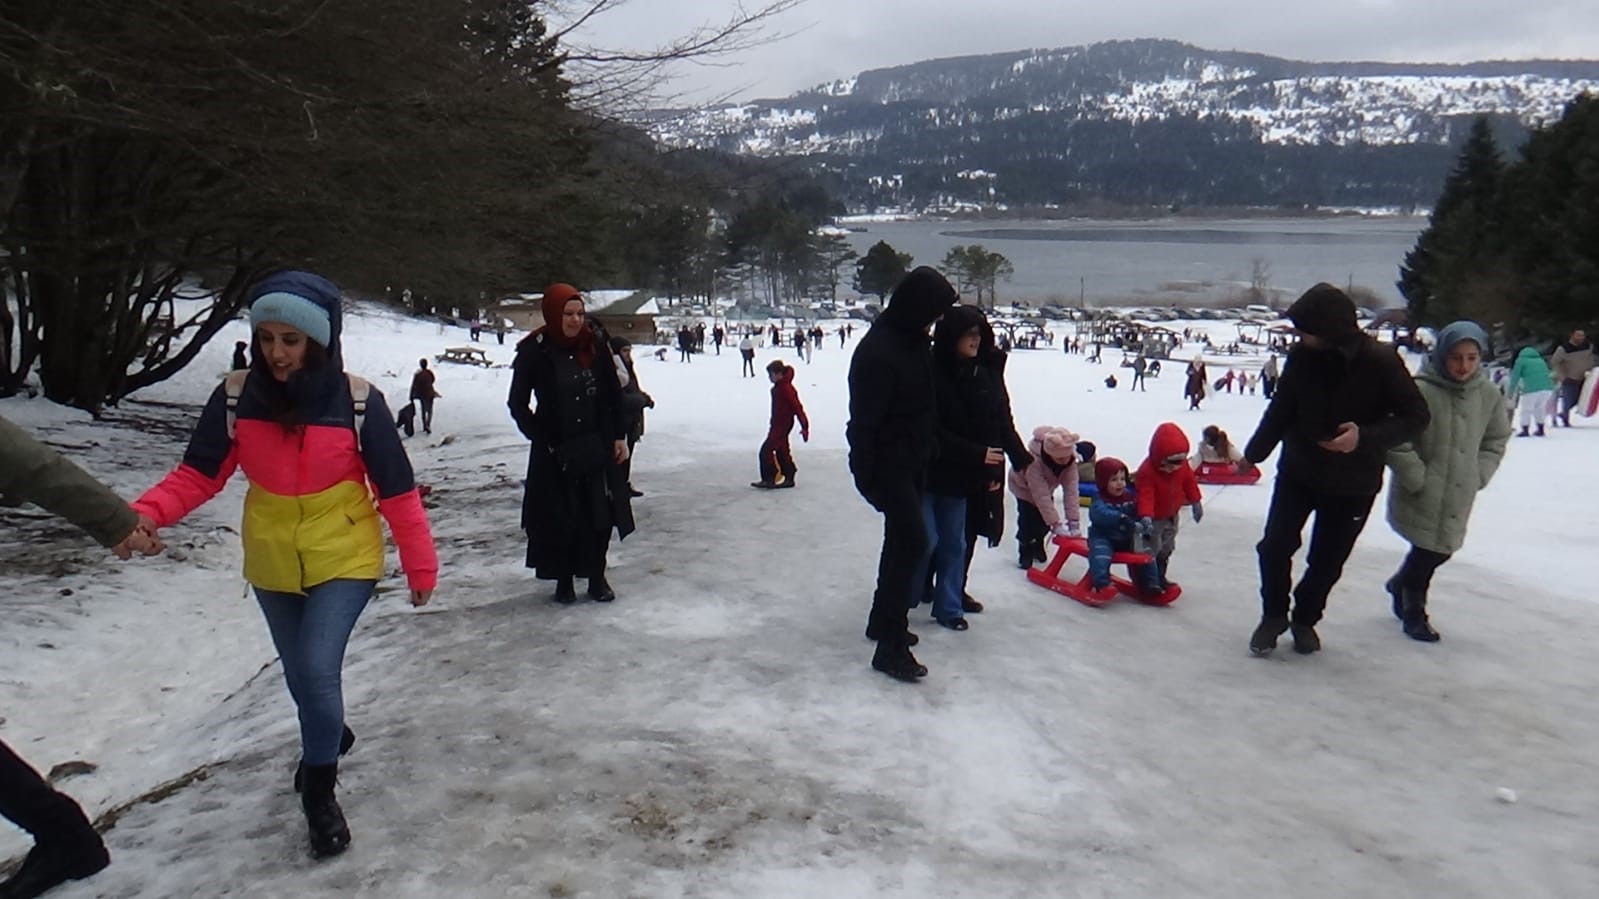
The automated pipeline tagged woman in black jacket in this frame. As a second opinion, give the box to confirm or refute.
[930,307,1032,619]
[508,285,635,603]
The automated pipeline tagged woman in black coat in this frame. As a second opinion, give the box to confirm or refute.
[930,306,1032,615]
[508,284,635,602]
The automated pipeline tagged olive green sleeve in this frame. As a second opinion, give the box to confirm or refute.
[0,414,139,547]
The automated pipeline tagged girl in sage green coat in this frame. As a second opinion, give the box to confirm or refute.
[1384,320,1511,642]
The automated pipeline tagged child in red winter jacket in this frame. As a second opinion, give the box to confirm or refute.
[752,360,810,489]
[1134,422,1204,590]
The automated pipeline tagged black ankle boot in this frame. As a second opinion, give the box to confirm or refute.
[300,763,350,859]
[871,640,928,682]
[587,575,615,602]
[1400,588,1441,643]
[554,577,577,604]
[294,725,356,793]
[0,828,109,898]
[1385,577,1403,622]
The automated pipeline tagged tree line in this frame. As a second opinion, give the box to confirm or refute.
[1399,96,1599,342]
[0,0,801,412]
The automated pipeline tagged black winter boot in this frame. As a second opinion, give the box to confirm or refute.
[1017,540,1045,569]
[1290,621,1321,655]
[0,829,108,899]
[300,763,351,859]
[1535,423,1546,437]
[294,725,356,793]
[553,577,577,604]
[1248,616,1289,657]
[587,575,615,602]
[871,640,928,682]
[1385,577,1404,621]
[1516,426,1530,437]
[1400,587,1441,643]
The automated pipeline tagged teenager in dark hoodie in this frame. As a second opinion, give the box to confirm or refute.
[1239,283,1430,657]
[752,359,810,489]
[848,266,959,682]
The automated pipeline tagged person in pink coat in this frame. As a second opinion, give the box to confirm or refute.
[1008,425,1082,568]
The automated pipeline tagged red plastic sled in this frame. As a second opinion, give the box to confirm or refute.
[1192,461,1260,485]
[1025,535,1181,607]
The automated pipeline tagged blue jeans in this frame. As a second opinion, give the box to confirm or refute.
[917,493,968,622]
[254,579,375,765]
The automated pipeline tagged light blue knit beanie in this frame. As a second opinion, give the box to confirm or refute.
[250,291,332,347]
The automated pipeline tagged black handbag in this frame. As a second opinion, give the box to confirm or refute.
[552,432,611,476]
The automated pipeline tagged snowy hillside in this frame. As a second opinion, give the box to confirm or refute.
[4,300,1599,897]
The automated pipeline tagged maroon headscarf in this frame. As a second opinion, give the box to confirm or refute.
[538,283,596,368]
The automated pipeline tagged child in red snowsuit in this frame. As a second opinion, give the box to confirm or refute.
[752,360,810,488]
[1134,422,1204,590]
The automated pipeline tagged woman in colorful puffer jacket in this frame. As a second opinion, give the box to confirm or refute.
[132,270,437,861]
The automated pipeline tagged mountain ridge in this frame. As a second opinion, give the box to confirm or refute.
[647,39,1599,213]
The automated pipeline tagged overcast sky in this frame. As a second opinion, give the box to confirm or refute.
[562,0,1599,103]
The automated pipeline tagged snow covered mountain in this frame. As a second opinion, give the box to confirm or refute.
[646,40,1599,211]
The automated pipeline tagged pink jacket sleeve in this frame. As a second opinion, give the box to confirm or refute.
[1060,459,1081,528]
[377,489,438,592]
[131,450,239,528]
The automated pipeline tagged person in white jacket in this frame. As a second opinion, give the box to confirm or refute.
[1007,425,1082,568]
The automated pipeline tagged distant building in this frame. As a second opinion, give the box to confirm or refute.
[487,289,658,344]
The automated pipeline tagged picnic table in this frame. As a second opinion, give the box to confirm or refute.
[436,346,492,367]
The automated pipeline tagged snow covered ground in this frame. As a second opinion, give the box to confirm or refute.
[3,303,1599,898]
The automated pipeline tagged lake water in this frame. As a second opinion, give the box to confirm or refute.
[841,217,1427,308]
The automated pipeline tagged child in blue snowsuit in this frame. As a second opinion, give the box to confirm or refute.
[1087,457,1159,597]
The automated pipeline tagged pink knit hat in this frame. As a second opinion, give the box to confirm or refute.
[1033,426,1080,463]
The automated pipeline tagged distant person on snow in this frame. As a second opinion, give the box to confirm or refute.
[752,359,810,489]
[739,334,757,377]
[409,358,439,434]
[1130,355,1147,391]
[848,266,958,682]
[231,340,250,371]
[1008,426,1082,569]
[1550,328,1594,426]
[1383,321,1511,642]
[1133,422,1204,595]
[1505,345,1555,437]
[133,270,438,860]
[0,415,164,898]
[1238,283,1429,658]
[612,336,654,498]
[1184,358,1208,410]
[1085,457,1159,602]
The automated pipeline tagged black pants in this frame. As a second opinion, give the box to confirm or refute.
[741,350,756,377]
[1015,499,1048,550]
[758,432,796,482]
[415,396,434,433]
[1131,372,1145,391]
[1,738,95,844]
[1395,545,1452,592]
[866,477,930,644]
[1256,476,1375,625]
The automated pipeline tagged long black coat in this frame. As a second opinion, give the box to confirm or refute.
[508,320,635,578]
[846,268,958,500]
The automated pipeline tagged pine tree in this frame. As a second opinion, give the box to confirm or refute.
[1397,117,1504,327]
[854,240,913,300]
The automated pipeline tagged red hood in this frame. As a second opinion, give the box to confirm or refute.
[1094,457,1130,497]
[1148,422,1190,460]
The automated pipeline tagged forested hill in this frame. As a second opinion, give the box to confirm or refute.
[648,39,1599,213]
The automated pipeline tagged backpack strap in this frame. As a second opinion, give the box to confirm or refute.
[222,370,249,440]
[346,373,370,452]
[222,370,372,451]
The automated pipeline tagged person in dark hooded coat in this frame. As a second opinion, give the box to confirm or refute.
[848,266,958,681]
[509,284,636,603]
[1239,283,1429,657]
[928,305,1031,618]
